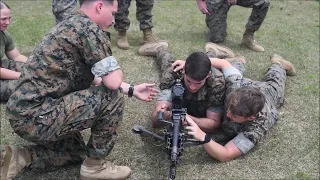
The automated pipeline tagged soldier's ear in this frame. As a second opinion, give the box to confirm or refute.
[248,116,255,120]
[206,71,211,79]
[96,2,103,13]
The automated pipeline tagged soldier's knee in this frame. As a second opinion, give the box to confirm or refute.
[208,30,226,43]
[10,123,43,143]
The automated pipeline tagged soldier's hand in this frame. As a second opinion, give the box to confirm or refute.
[185,115,206,141]
[157,103,172,120]
[196,0,211,15]
[172,60,186,72]
[133,83,159,102]
[227,0,237,5]
[92,77,102,86]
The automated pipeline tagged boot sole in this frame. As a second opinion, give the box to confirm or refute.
[205,42,235,58]
[240,42,265,52]
[79,177,123,180]
[0,145,12,180]
[117,46,130,50]
[137,42,169,56]
[116,43,130,50]
[79,174,131,180]
[271,55,296,76]
[140,40,168,46]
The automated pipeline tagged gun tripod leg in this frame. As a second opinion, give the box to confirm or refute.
[132,125,165,141]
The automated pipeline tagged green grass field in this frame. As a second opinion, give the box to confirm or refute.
[1,0,319,179]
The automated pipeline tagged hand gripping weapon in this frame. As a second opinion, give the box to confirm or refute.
[132,79,202,180]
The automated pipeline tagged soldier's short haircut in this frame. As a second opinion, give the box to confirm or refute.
[184,52,211,81]
[79,0,115,6]
[0,1,10,9]
[227,86,266,117]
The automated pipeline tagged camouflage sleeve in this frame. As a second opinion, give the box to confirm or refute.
[91,56,120,77]
[79,21,113,68]
[225,74,244,95]
[206,67,226,112]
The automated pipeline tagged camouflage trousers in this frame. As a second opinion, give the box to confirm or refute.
[52,0,77,24]
[155,47,178,90]
[0,59,24,102]
[114,0,154,31]
[9,86,124,170]
[262,63,286,108]
[206,0,270,42]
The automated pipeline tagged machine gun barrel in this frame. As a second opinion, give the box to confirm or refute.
[170,112,181,163]
[169,164,176,180]
[132,78,203,180]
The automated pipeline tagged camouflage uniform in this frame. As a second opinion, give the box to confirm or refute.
[215,61,287,154]
[205,0,270,42]
[114,0,154,31]
[156,47,225,118]
[6,10,123,170]
[52,0,77,24]
[0,59,24,102]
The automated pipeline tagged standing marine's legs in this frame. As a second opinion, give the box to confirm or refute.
[238,0,270,52]
[205,1,230,43]
[136,0,159,45]
[114,0,132,50]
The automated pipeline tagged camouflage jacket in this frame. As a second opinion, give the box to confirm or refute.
[221,68,279,154]
[6,10,116,120]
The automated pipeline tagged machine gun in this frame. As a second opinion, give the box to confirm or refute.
[132,79,202,180]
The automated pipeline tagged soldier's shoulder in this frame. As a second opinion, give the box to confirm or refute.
[2,30,12,37]
[206,67,226,88]
[210,67,224,77]
[256,100,278,122]
[55,12,96,33]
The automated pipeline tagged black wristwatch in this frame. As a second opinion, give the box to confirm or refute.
[128,84,134,97]
[200,134,211,144]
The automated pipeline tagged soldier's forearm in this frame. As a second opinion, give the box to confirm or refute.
[189,115,220,133]
[0,68,20,80]
[15,54,28,63]
[209,58,232,70]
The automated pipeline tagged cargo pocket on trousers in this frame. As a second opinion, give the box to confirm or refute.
[36,114,54,126]
[33,111,57,142]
